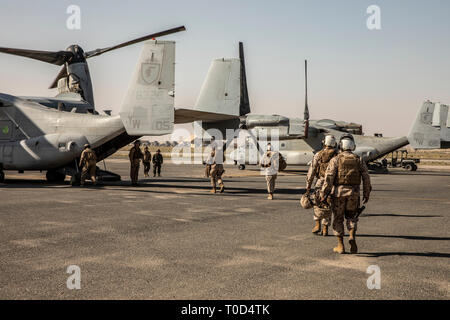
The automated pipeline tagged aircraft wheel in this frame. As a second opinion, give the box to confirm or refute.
[46,170,66,183]
[412,164,418,171]
[0,171,4,183]
[238,164,246,170]
[404,164,413,171]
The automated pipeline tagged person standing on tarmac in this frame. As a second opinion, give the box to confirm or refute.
[79,144,97,186]
[143,146,151,178]
[129,140,143,186]
[305,135,337,236]
[320,136,371,254]
[152,149,163,177]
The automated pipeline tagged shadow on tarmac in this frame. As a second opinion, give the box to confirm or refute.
[361,213,443,218]
[0,178,304,198]
[360,251,450,258]
[387,171,450,177]
[358,234,450,241]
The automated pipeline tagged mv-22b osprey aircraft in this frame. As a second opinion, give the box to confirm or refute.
[0,26,240,183]
[191,47,408,169]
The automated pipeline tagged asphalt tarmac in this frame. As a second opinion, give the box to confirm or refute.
[0,160,449,299]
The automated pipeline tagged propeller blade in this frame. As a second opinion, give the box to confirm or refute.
[0,47,72,65]
[49,65,68,89]
[85,25,186,59]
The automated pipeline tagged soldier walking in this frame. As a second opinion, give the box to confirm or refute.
[129,140,143,186]
[305,135,337,236]
[259,143,279,200]
[321,136,371,254]
[208,149,225,193]
[152,149,163,177]
[79,144,97,186]
[143,146,151,178]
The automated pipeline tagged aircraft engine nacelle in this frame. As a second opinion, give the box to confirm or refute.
[244,115,290,128]
[244,115,316,139]
[0,133,88,170]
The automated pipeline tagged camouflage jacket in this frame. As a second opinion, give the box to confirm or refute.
[152,153,163,165]
[129,146,143,164]
[79,148,96,167]
[321,151,371,198]
[306,147,336,190]
[259,151,279,176]
[143,151,151,162]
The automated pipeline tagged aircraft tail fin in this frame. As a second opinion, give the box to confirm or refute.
[407,101,450,149]
[119,40,175,136]
[195,42,250,117]
[194,58,241,116]
[193,42,251,137]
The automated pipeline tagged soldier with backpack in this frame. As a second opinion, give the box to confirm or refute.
[259,143,286,200]
[305,135,337,236]
[320,135,371,254]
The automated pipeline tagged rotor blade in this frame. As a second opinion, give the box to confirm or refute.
[49,65,68,89]
[85,25,186,58]
[239,42,251,116]
[0,47,72,65]
[304,59,309,121]
[304,59,309,138]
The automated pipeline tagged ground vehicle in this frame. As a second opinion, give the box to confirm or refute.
[388,150,420,171]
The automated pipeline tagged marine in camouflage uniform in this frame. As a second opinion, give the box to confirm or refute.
[208,149,225,193]
[143,147,151,178]
[152,149,163,177]
[259,144,279,200]
[79,144,97,186]
[321,137,371,254]
[305,136,337,236]
[129,140,143,186]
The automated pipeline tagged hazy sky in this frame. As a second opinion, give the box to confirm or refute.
[0,0,449,137]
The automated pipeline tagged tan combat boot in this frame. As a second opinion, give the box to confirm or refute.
[267,193,273,200]
[219,185,224,193]
[333,236,345,254]
[322,225,328,236]
[349,229,358,254]
[312,221,321,234]
[210,188,216,194]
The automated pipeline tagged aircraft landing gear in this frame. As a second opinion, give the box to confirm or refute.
[46,170,66,183]
[238,164,246,170]
[70,173,81,186]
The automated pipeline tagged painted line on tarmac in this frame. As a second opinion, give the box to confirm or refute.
[374,196,450,203]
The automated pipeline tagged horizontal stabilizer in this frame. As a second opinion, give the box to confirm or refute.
[175,108,239,124]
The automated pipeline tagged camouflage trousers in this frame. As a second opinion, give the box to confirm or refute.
[130,163,140,184]
[265,174,277,194]
[81,161,96,185]
[210,167,224,189]
[313,206,332,226]
[143,161,151,176]
[331,194,359,236]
